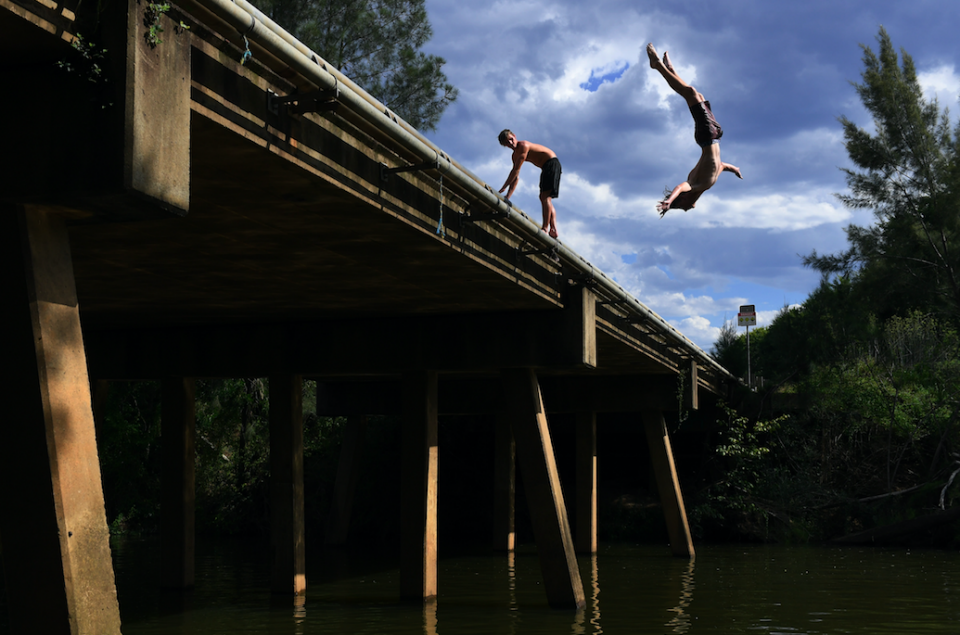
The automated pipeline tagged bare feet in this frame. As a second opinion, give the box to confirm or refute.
[662,51,675,74]
[549,228,558,238]
[646,43,659,68]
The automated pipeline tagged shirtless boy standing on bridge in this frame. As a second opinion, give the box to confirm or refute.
[647,43,742,216]
[498,130,561,238]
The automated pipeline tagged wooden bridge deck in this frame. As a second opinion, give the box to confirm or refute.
[0,0,736,631]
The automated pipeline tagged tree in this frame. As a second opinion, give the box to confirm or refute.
[264,0,458,131]
[804,27,960,324]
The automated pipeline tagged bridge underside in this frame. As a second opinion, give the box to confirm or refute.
[1,0,733,631]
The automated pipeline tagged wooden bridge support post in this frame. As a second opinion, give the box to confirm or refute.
[0,205,121,634]
[400,371,439,601]
[325,414,368,545]
[500,368,585,609]
[575,411,598,554]
[269,374,306,596]
[492,412,516,551]
[642,410,695,558]
[161,377,197,588]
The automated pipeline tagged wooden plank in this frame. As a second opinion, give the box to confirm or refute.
[642,410,694,558]
[400,370,439,600]
[161,376,197,588]
[269,374,306,595]
[0,204,121,634]
[500,368,585,609]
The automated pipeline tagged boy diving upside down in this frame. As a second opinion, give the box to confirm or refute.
[647,43,742,216]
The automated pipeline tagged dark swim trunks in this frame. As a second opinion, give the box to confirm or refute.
[690,100,723,147]
[539,157,562,198]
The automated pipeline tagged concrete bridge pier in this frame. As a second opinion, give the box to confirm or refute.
[501,368,585,610]
[575,411,598,554]
[325,414,368,546]
[492,412,516,552]
[269,374,307,596]
[0,204,122,634]
[161,377,198,589]
[400,370,439,601]
[643,410,695,558]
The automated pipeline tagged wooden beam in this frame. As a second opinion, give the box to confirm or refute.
[269,374,306,596]
[400,371,439,600]
[314,375,688,417]
[325,414,368,545]
[0,204,121,634]
[642,410,694,558]
[492,413,516,551]
[500,368,584,609]
[84,306,598,379]
[575,411,597,554]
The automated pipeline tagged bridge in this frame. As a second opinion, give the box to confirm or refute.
[0,0,736,632]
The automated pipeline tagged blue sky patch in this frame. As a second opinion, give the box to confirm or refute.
[621,253,637,264]
[580,63,629,92]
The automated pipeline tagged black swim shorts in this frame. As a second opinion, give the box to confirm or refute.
[539,157,562,198]
[690,100,723,147]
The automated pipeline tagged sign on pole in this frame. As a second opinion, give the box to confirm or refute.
[737,304,756,327]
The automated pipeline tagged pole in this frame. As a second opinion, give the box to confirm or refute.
[746,324,752,388]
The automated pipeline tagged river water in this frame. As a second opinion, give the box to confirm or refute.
[2,539,960,633]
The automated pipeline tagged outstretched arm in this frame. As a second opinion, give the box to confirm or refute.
[499,144,529,199]
[658,181,692,215]
[722,163,743,179]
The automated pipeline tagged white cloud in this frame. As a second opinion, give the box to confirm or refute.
[667,315,720,349]
[420,0,960,353]
[919,64,960,105]
[685,191,850,231]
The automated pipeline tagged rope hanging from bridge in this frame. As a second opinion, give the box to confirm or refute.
[237,5,256,65]
[240,35,253,64]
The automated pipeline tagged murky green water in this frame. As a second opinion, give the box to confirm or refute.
[3,539,960,633]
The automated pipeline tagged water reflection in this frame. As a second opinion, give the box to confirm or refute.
[664,557,695,634]
[293,594,306,633]
[7,541,960,634]
[424,598,438,635]
[589,554,601,634]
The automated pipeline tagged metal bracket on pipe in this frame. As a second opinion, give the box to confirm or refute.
[568,273,601,288]
[379,159,440,182]
[268,88,340,116]
[517,241,560,262]
[462,209,509,224]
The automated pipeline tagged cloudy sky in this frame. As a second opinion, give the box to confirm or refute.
[414,0,960,351]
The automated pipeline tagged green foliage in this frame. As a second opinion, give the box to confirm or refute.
[99,382,163,534]
[262,0,458,130]
[142,3,189,48]
[143,3,170,47]
[690,403,788,541]
[757,278,879,382]
[804,26,960,325]
[56,33,108,85]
